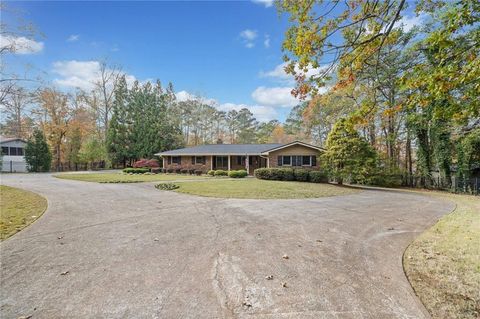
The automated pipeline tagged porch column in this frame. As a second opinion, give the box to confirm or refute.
[162,157,165,168]
[211,156,213,170]
[246,155,249,173]
[227,155,231,171]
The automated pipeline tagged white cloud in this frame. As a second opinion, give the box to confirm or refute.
[53,60,100,91]
[240,29,258,41]
[239,29,258,48]
[176,90,217,105]
[0,35,44,54]
[52,60,140,91]
[67,34,79,42]
[264,34,270,48]
[252,0,274,8]
[251,86,300,108]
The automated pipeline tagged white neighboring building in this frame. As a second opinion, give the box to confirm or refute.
[1,136,28,173]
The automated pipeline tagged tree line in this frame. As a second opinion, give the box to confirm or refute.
[1,1,478,188]
[277,0,479,187]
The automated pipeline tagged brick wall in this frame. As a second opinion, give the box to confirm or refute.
[163,156,212,172]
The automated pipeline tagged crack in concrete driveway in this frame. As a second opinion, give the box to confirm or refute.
[0,174,454,319]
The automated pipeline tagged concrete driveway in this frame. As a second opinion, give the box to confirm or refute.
[0,174,454,319]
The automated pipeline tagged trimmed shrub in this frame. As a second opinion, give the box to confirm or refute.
[175,168,181,174]
[166,168,174,173]
[123,167,149,174]
[294,169,309,182]
[133,158,160,168]
[155,183,180,191]
[214,170,228,176]
[254,168,294,181]
[228,170,248,178]
[309,171,328,183]
[279,168,295,181]
[151,168,161,174]
[194,170,203,176]
[254,168,274,180]
[189,169,195,175]
[180,169,189,174]
[207,170,215,176]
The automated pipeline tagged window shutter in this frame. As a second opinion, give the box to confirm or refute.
[191,156,195,164]
[277,156,282,166]
[312,156,317,166]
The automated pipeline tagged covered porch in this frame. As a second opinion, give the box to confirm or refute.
[211,155,267,175]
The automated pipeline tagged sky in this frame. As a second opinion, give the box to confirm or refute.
[2,0,424,122]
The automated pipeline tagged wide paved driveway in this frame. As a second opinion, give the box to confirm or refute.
[0,174,454,319]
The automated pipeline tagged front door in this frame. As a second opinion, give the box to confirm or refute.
[247,156,267,175]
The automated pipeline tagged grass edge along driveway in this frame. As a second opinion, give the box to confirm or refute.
[404,191,480,319]
[172,178,359,199]
[0,185,48,240]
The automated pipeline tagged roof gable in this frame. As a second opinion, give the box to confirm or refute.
[261,141,324,154]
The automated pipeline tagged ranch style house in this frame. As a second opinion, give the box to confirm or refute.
[155,140,324,175]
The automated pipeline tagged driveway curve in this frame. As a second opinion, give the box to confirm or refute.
[0,174,454,319]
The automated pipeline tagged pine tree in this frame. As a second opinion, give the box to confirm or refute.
[25,129,52,172]
[107,75,130,166]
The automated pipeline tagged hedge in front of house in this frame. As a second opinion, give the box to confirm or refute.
[294,169,309,182]
[228,170,248,178]
[254,168,294,181]
[255,168,328,183]
[214,170,228,176]
[123,167,150,174]
[207,170,215,176]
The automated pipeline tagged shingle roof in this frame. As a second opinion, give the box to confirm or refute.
[155,143,284,156]
[0,136,27,144]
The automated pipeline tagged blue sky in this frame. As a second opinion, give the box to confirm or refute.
[3,0,422,122]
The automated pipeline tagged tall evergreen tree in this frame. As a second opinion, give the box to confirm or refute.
[25,129,52,172]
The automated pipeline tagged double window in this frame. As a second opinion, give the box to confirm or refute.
[170,156,181,164]
[1,147,24,156]
[191,156,206,165]
[277,155,316,167]
[216,156,228,168]
[236,156,245,165]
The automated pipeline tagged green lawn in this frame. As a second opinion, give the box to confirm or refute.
[54,172,211,183]
[0,185,48,240]
[173,178,359,199]
[404,192,480,319]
